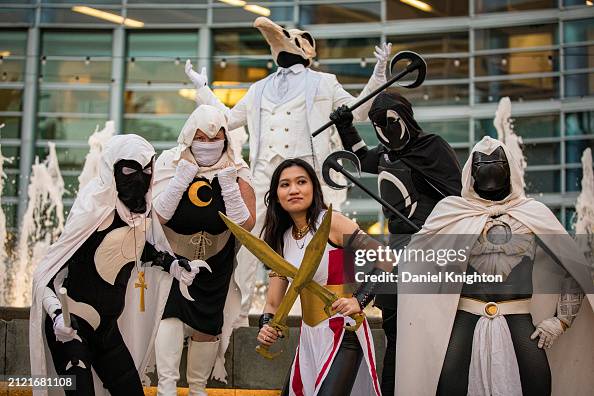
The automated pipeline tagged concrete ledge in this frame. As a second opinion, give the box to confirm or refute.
[0,310,387,389]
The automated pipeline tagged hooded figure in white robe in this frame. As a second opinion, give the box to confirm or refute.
[29,134,200,396]
[395,136,594,396]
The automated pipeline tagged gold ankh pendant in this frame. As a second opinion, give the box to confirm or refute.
[135,271,147,312]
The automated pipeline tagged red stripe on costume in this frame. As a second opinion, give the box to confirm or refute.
[363,320,381,396]
[291,345,304,396]
[314,317,344,388]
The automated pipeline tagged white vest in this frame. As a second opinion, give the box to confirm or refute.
[259,94,312,161]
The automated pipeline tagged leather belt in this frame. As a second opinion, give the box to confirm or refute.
[163,226,231,261]
[458,297,531,319]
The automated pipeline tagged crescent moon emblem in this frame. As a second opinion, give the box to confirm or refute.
[188,180,212,207]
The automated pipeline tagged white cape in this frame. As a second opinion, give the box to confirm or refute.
[29,134,174,396]
[395,136,594,396]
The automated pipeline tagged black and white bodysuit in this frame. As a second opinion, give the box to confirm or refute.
[44,211,173,396]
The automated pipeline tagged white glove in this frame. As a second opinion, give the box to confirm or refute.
[53,314,77,343]
[217,167,250,225]
[531,317,565,349]
[170,259,203,286]
[154,159,198,221]
[217,166,238,191]
[175,158,199,186]
[185,59,208,88]
[373,42,392,82]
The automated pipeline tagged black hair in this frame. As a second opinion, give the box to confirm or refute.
[261,158,327,256]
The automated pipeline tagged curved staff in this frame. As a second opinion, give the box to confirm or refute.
[322,150,420,232]
[312,51,427,138]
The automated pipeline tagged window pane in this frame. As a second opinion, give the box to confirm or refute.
[403,84,469,106]
[124,90,195,115]
[37,116,108,141]
[126,8,207,25]
[523,142,560,165]
[564,45,594,71]
[0,30,28,56]
[316,37,379,59]
[475,77,558,102]
[212,59,271,84]
[566,168,583,192]
[475,24,557,51]
[0,59,26,82]
[316,63,375,84]
[1,203,17,230]
[475,50,558,77]
[565,73,594,98]
[0,117,21,139]
[42,31,112,57]
[525,170,560,193]
[41,60,112,83]
[0,89,22,112]
[127,32,198,58]
[566,139,594,164]
[0,8,34,24]
[2,173,18,197]
[300,3,381,24]
[39,90,109,114]
[126,60,188,84]
[419,120,469,143]
[387,0,467,19]
[213,29,268,57]
[41,8,123,25]
[390,32,468,54]
[563,18,594,43]
[212,6,292,23]
[475,114,560,140]
[425,58,469,79]
[42,0,121,3]
[565,111,594,137]
[475,0,555,13]
[0,145,20,169]
[35,146,88,171]
[123,118,186,142]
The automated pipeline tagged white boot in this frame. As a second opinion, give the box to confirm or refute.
[186,338,220,396]
[155,318,184,396]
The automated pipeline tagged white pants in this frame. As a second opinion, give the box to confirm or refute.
[234,154,345,318]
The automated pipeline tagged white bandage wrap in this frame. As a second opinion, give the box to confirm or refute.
[42,286,62,320]
[352,140,367,153]
[155,159,198,221]
[53,313,77,343]
[169,259,202,286]
[218,167,250,225]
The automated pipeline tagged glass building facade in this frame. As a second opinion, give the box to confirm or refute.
[0,0,593,232]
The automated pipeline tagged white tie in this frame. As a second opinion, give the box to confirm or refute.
[277,69,290,101]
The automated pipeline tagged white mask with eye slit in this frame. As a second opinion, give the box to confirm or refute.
[373,109,410,151]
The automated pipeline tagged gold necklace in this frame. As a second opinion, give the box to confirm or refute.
[293,223,309,239]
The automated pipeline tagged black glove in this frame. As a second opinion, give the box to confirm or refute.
[330,104,354,130]
[259,313,275,329]
[151,251,176,271]
[177,258,192,272]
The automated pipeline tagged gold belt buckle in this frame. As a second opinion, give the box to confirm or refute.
[484,301,499,318]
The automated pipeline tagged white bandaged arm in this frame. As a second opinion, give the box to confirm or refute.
[217,166,250,225]
[154,159,199,221]
[42,286,62,320]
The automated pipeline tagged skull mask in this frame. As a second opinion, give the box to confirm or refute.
[254,17,316,68]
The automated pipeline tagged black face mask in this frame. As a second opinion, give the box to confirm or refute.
[114,159,153,213]
[471,147,511,201]
[371,109,410,151]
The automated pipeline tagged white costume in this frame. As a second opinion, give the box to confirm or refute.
[283,211,381,396]
[152,105,253,395]
[29,135,176,396]
[395,137,594,396]
[186,17,390,317]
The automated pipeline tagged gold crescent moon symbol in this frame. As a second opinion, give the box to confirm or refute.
[188,180,212,207]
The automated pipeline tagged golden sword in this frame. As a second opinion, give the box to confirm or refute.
[219,207,364,359]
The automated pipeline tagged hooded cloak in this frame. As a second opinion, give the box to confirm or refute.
[395,136,594,396]
[29,134,174,396]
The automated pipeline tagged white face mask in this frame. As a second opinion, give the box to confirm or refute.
[191,140,225,167]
